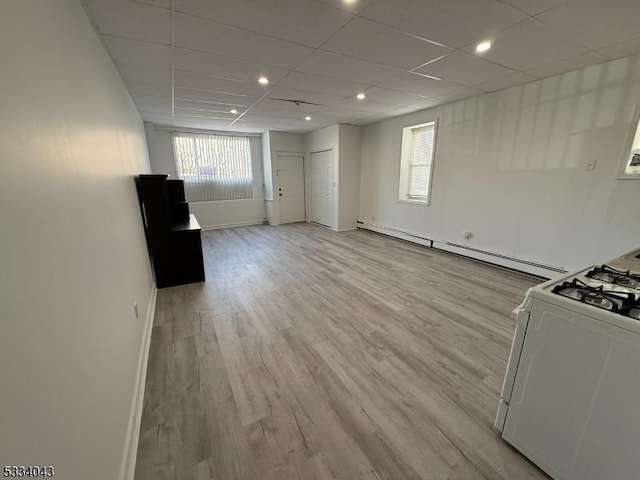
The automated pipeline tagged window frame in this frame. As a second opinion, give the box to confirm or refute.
[398,119,438,206]
[171,131,254,202]
[617,106,640,180]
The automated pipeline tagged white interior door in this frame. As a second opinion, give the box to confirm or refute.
[277,154,305,224]
[310,150,333,228]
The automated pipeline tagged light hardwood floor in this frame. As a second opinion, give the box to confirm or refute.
[135,223,549,480]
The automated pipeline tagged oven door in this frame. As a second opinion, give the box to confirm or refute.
[494,301,530,432]
[502,299,640,480]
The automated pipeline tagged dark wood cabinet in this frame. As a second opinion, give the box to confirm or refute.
[135,174,205,288]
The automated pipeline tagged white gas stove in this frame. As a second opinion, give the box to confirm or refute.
[495,248,640,480]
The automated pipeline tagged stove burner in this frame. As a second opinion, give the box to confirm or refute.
[587,265,640,290]
[625,307,640,320]
[552,279,634,312]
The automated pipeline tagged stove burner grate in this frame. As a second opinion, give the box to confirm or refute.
[552,279,634,312]
[586,265,640,290]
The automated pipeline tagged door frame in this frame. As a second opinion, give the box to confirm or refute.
[309,148,335,230]
[275,151,306,224]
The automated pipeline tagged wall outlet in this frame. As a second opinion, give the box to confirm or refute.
[463,231,473,240]
[134,302,139,319]
[372,215,376,222]
[585,159,597,171]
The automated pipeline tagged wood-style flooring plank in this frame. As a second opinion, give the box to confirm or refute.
[135,223,549,480]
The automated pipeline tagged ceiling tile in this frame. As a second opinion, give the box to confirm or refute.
[361,86,434,106]
[173,48,289,84]
[174,13,314,69]
[597,38,640,61]
[131,92,171,107]
[379,73,465,98]
[265,86,342,108]
[323,17,451,70]
[254,99,330,115]
[125,80,172,97]
[537,0,640,50]
[361,0,527,49]
[325,98,398,114]
[349,114,385,126]
[382,103,440,118]
[83,0,170,44]
[174,87,255,107]
[503,0,568,16]
[138,103,172,114]
[295,50,403,84]
[414,52,516,86]
[476,72,537,92]
[524,51,606,79]
[277,72,371,97]
[173,71,266,96]
[244,106,324,119]
[435,87,485,102]
[131,0,171,8]
[468,19,589,71]
[172,117,238,130]
[174,0,353,47]
[116,62,171,86]
[174,99,242,114]
[103,36,170,67]
[174,108,236,121]
[130,92,171,109]
[316,0,377,14]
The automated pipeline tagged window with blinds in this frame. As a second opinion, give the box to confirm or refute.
[172,132,253,202]
[398,121,437,204]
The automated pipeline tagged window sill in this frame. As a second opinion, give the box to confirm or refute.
[398,198,430,206]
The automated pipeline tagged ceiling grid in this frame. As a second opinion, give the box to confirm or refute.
[81,0,640,133]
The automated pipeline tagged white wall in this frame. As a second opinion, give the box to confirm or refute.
[359,54,640,275]
[263,131,306,225]
[0,2,155,480]
[337,125,362,231]
[145,124,266,229]
[305,124,362,231]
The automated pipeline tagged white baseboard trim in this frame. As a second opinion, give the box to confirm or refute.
[357,222,566,278]
[357,222,433,248]
[335,227,357,232]
[119,283,157,480]
[200,219,264,231]
[434,242,566,278]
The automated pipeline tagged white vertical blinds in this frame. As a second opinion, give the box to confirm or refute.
[408,124,435,199]
[172,132,253,202]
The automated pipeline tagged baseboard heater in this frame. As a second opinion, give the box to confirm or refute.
[357,221,568,278]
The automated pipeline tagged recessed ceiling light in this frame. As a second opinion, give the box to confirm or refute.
[258,76,269,85]
[356,92,366,100]
[230,109,238,114]
[305,116,311,121]
[476,41,492,53]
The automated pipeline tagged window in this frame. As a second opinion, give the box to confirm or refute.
[398,121,437,204]
[172,132,253,202]
[618,110,640,179]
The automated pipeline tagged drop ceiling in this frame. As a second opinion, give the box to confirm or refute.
[82,0,640,133]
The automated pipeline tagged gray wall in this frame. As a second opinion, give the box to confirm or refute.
[0,1,155,479]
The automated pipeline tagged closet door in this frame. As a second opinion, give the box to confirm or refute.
[309,149,333,228]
